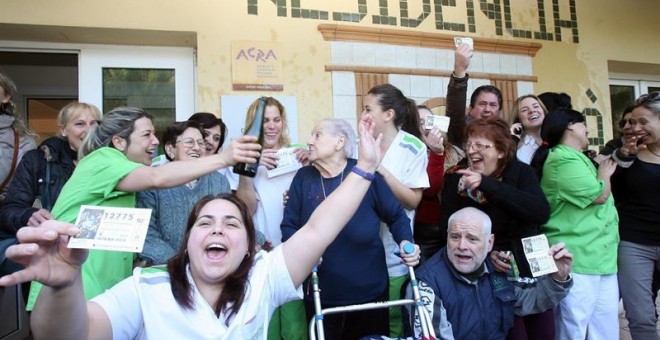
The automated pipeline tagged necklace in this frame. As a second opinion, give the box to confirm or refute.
[320,170,344,199]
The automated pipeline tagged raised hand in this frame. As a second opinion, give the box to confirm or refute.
[0,220,87,288]
[421,127,445,155]
[510,122,523,138]
[219,135,262,166]
[454,43,473,78]
[357,114,383,172]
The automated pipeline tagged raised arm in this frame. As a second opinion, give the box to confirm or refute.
[282,116,383,286]
[116,136,261,192]
[445,44,472,147]
[0,221,112,339]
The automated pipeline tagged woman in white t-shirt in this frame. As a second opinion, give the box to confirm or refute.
[0,116,417,340]
[361,83,429,336]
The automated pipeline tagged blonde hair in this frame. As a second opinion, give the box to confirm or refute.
[57,102,102,135]
[243,97,290,148]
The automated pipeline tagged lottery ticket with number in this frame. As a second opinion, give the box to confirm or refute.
[68,205,152,252]
[454,37,474,49]
[521,234,558,277]
[267,146,304,178]
[424,115,450,133]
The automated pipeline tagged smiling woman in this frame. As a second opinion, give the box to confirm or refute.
[136,121,231,266]
[0,115,390,339]
[510,94,549,164]
[440,117,553,339]
[25,107,262,311]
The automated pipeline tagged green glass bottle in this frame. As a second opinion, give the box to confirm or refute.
[233,96,267,177]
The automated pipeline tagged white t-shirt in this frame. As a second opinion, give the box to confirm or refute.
[516,134,539,165]
[252,166,296,246]
[223,159,298,246]
[380,130,429,276]
[93,246,301,340]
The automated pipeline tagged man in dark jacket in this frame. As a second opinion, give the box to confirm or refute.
[408,207,573,339]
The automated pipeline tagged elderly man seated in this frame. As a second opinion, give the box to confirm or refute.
[408,207,573,339]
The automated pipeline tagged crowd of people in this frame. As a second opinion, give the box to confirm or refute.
[0,38,658,340]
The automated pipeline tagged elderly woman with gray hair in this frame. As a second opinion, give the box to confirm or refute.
[280,118,420,339]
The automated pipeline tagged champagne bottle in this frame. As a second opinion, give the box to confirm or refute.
[233,96,267,177]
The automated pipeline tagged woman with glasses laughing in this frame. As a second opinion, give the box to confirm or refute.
[440,118,553,339]
[136,121,233,266]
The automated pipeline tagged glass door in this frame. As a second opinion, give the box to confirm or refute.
[79,46,195,136]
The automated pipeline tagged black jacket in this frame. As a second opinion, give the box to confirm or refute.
[440,159,551,277]
[0,137,77,234]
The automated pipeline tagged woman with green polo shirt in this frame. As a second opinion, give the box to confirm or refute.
[27,107,261,310]
[531,108,619,340]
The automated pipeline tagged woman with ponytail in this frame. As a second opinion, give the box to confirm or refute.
[531,108,619,339]
[362,83,429,336]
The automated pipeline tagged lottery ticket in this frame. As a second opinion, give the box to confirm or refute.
[68,205,152,252]
[454,37,474,49]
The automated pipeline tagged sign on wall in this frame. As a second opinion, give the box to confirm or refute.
[231,41,284,91]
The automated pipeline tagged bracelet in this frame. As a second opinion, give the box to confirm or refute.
[552,274,572,284]
[351,166,375,181]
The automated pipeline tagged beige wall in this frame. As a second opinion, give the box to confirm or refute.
[1,0,659,143]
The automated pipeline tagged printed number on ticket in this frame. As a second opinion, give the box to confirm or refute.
[68,205,152,252]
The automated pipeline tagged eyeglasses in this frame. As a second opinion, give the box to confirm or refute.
[618,119,631,129]
[176,137,206,148]
[464,142,494,152]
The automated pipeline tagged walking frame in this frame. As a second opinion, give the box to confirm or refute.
[309,245,437,340]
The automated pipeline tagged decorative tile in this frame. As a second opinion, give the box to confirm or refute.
[330,42,353,65]
[352,42,376,66]
[482,53,501,74]
[499,54,517,75]
[389,74,411,97]
[586,88,597,103]
[333,95,357,120]
[468,52,485,73]
[395,46,416,68]
[374,44,398,67]
[517,81,534,97]
[516,56,533,75]
[332,72,356,96]
[436,49,452,72]
[429,76,446,98]
[410,75,431,98]
[416,47,436,69]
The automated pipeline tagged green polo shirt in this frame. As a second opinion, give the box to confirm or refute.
[540,145,619,275]
[27,147,142,310]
